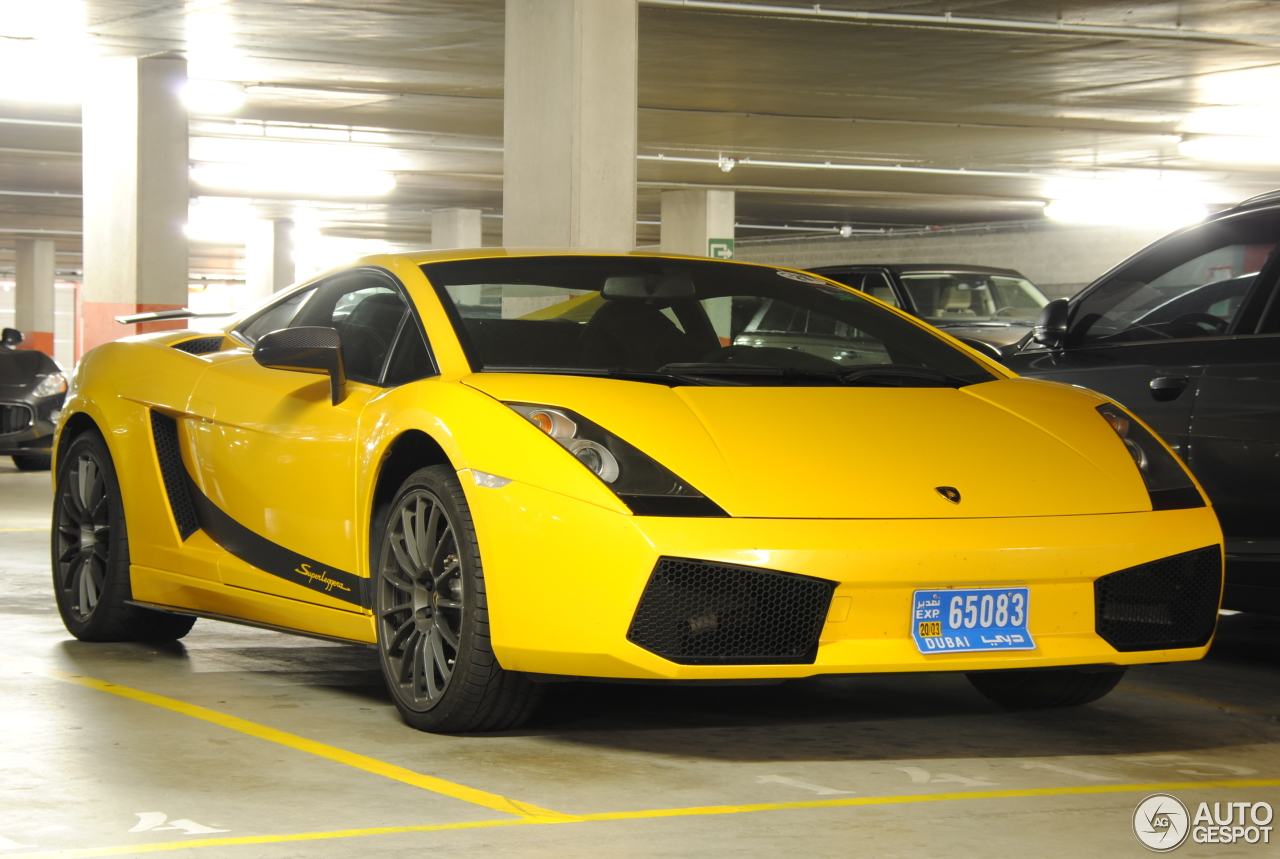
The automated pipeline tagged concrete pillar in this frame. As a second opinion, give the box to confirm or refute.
[82,55,189,352]
[14,238,56,354]
[503,0,638,250]
[245,218,295,302]
[660,189,736,258]
[431,208,483,249]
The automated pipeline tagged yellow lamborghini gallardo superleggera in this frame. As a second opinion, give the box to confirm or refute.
[52,251,1223,732]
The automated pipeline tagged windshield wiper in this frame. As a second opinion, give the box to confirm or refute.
[839,364,969,388]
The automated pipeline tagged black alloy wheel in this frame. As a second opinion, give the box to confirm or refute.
[51,430,195,642]
[374,465,540,732]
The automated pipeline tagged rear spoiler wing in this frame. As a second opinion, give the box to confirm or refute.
[114,309,237,325]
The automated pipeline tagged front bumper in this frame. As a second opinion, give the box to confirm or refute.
[0,399,57,455]
[464,475,1224,680]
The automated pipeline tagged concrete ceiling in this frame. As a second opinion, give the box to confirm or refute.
[4,0,1280,278]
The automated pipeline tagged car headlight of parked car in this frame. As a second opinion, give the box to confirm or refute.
[1097,403,1205,511]
[505,402,727,517]
[32,373,67,399]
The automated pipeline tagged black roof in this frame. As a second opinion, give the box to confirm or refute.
[808,263,1028,278]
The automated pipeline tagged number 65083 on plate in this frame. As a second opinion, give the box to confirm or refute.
[911,587,1035,654]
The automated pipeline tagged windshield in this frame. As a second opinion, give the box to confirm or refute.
[423,257,997,387]
[899,273,1048,323]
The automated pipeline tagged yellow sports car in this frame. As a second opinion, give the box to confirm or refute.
[52,250,1223,732]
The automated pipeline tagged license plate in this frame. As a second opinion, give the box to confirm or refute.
[911,587,1035,654]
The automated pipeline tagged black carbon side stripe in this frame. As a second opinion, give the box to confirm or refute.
[185,478,368,608]
[149,411,201,540]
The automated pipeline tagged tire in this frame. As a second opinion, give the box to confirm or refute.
[12,454,51,471]
[967,667,1126,709]
[374,465,541,733]
[51,429,196,642]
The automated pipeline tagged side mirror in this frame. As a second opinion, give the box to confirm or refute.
[253,326,346,405]
[1,327,23,348]
[1031,299,1069,348]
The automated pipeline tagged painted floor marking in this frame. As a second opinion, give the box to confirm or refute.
[8,778,1280,859]
[3,660,567,822]
[756,775,853,795]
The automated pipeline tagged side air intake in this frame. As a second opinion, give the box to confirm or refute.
[149,410,201,540]
[627,557,835,665]
[1094,545,1222,652]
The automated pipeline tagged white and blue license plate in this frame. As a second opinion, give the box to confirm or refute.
[911,587,1035,654]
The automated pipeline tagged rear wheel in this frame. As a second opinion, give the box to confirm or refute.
[12,454,51,471]
[51,430,195,642]
[374,465,541,733]
[967,667,1126,709]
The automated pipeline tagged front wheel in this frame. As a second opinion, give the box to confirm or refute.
[51,430,196,642]
[374,465,541,733]
[967,667,1126,709]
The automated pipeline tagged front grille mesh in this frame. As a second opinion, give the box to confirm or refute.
[150,410,200,540]
[627,557,835,665]
[1095,545,1222,652]
[0,403,33,434]
[172,336,225,355]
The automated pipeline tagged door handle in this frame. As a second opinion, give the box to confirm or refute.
[1149,375,1189,402]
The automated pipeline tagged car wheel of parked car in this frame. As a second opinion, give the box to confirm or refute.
[52,430,196,642]
[966,667,1126,709]
[375,465,541,733]
[12,454,51,471]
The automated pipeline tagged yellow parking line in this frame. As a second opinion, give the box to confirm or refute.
[1118,682,1279,718]
[8,777,1280,859]
[9,661,569,821]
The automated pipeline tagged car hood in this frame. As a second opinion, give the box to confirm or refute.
[0,350,44,388]
[462,373,1151,519]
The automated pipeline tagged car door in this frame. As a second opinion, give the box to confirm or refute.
[1188,277,1280,555]
[187,267,414,611]
[1006,209,1280,461]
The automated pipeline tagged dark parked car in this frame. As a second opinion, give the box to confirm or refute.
[0,327,67,470]
[807,264,1051,353]
[1003,192,1280,613]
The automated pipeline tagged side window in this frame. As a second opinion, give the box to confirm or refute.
[1070,214,1280,347]
[383,320,436,386]
[236,287,317,343]
[861,272,900,308]
[291,272,409,384]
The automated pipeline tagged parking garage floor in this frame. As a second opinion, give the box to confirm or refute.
[3,463,1280,858]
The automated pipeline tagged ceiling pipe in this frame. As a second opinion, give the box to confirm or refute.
[640,1,1280,47]
[639,153,1060,181]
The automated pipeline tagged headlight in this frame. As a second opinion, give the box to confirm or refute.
[32,373,67,398]
[1097,403,1204,511]
[505,402,727,517]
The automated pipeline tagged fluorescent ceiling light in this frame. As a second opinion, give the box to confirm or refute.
[191,164,397,198]
[1044,200,1206,228]
[1179,135,1280,165]
[182,80,246,114]
[1042,177,1211,227]
[186,198,253,244]
[190,137,411,171]
[0,44,86,104]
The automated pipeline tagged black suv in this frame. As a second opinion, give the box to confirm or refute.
[1003,193,1280,613]
[0,327,67,470]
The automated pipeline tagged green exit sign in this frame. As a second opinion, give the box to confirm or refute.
[708,238,734,259]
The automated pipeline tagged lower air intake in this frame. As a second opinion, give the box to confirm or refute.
[627,557,836,665]
[1094,545,1222,652]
